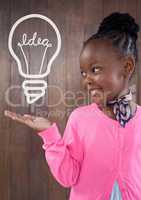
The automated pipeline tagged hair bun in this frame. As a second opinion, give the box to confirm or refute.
[98,12,140,40]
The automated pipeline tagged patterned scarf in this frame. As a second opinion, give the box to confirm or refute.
[107,90,132,128]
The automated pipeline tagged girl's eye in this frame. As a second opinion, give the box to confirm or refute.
[81,71,87,77]
[92,67,101,73]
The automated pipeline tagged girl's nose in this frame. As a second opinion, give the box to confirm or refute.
[86,74,94,85]
[83,74,95,90]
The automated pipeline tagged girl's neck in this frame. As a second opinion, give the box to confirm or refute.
[99,101,137,121]
[117,87,130,99]
[98,87,137,120]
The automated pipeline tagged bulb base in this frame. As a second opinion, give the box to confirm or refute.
[22,80,47,104]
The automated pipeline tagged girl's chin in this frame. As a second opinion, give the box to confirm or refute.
[91,96,104,106]
[90,89,111,106]
[91,95,107,108]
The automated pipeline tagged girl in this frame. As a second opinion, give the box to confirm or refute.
[5,12,141,199]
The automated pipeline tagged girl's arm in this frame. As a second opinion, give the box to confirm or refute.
[37,111,84,188]
[4,110,84,188]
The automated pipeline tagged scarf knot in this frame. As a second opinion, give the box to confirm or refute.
[107,90,132,128]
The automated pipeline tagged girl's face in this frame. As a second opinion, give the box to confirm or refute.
[79,38,132,107]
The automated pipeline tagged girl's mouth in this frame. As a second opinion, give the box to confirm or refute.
[90,89,102,96]
[90,88,105,104]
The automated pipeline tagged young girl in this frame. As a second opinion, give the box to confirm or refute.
[5,12,141,199]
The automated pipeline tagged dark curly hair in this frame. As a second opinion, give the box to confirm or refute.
[84,12,140,63]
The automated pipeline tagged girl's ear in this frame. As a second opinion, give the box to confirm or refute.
[123,55,135,79]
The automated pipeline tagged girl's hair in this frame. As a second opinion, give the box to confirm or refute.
[84,12,140,63]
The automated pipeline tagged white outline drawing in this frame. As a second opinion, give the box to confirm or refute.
[8,14,61,104]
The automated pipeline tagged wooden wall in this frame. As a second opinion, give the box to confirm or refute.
[0,0,141,200]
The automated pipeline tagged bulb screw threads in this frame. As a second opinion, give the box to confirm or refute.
[22,79,47,104]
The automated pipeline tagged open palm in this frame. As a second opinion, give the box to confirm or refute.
[4,110,52,132]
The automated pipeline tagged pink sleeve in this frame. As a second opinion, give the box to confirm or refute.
[37,111,84,188]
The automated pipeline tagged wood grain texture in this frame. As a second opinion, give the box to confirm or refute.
[0,0,140,200]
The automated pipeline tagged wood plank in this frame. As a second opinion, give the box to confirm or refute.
[119,0,138,102]
[8,0,31,199]
[136,0,141,104]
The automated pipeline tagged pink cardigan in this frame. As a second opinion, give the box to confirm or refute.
[38,102,141,200]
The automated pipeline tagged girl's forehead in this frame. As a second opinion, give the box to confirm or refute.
[80,39,121,64]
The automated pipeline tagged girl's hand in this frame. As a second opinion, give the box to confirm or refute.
[4,110,53,132]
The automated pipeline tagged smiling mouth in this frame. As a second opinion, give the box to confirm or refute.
[90,89,102,96]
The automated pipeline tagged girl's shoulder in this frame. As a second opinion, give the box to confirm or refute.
[70,102,96,119]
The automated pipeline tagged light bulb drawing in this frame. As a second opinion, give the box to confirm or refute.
[8,14,61,104]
